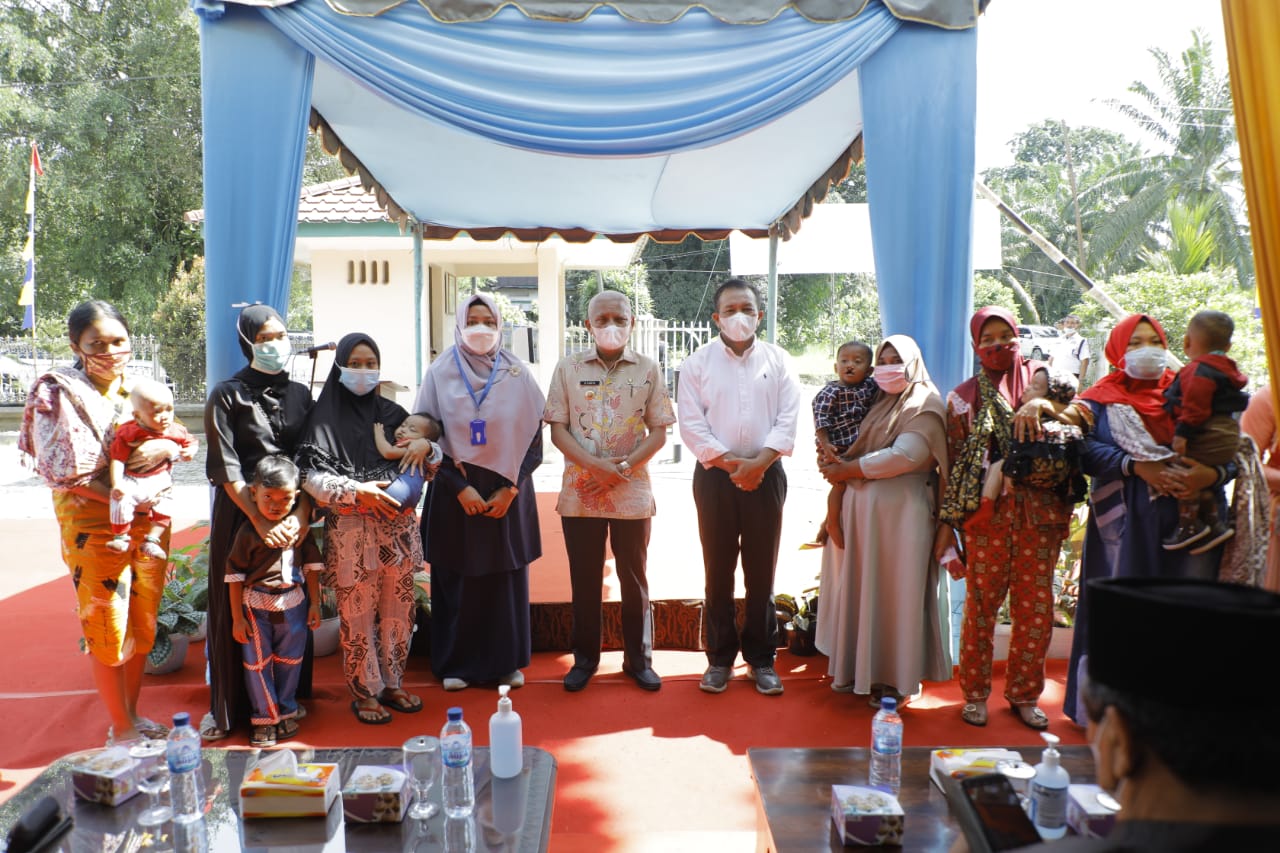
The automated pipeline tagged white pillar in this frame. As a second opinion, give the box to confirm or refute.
[535,243,564,389]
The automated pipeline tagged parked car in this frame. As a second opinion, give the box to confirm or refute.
[1017,324,1060,361]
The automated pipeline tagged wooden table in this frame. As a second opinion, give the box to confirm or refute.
[750,745,1095,852]
[0,745,555,852]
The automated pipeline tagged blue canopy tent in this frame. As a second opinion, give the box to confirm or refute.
[194,0,983,395]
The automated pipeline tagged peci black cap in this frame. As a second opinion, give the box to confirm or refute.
[1085,577,1280,708]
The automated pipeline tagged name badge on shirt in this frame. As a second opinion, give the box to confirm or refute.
[470,419,487,446]
[579,380,601,386]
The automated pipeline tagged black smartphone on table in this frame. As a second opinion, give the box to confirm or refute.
[944,772,1042,853]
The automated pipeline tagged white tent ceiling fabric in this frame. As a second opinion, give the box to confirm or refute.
[311,58,864,233]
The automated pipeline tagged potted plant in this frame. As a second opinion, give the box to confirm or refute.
[146,577,206,675]
[776,587,819,656]
[313,583,342,657]
[410,570,431,657]
[167,539,210,641]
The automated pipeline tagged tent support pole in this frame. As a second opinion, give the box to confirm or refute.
[767,233,779,344]
[413,220,424,381]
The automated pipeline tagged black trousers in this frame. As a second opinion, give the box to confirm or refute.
[562,516,653,670]
[692,462,786,668]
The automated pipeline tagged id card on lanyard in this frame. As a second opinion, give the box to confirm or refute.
[454,346,502,446]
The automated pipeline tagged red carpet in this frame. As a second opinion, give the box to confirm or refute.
[0,514,1086,852]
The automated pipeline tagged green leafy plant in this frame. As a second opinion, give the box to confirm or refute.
[149,578,206,668]
[413,571,430,618]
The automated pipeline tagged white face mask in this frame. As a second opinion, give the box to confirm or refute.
[338,366,380,396]
[461,324,499,353]
[718,312,758,343]
[873,363,909,394]
[1062,327,1078,338]
[1123,346,1167,380]
[592,324,629,352]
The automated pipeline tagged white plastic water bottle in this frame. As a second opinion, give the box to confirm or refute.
[166,712,205,824]
[441,707,475,818]
[868,697,902,793]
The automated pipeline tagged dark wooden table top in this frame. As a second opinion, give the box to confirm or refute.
[749,745,1095,853]
[0,745,556,852]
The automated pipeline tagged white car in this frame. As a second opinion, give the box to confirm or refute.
[1017,324,1060,361]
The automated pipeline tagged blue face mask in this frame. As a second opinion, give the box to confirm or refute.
[338,366,380,396]
[251,338,292,373]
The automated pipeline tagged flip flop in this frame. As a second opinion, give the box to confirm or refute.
[250,725,277,748]
[378,689,423,714]
[275,718,300,740]
[350,700,392,725]
[134,717,170,740]
[961,702,988,727]
[199,712,230,742]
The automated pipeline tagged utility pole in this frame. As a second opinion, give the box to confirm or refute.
[1061,121,1086,268]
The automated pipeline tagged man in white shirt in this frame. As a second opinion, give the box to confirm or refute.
[1050,314,1091,385]
[677,279,801,696]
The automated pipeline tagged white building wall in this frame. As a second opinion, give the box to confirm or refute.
[310,248,423,406]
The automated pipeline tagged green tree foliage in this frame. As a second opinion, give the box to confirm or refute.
[151,256,205,401]
[1,1,204,335]
[982,121,1145,323]
[1092,29,1252,288]
[1068,269,1266,387]
[565,265,653,325]
[972,274,1024,323]
[643,236,730,321]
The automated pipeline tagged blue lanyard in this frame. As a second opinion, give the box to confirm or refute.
[453,346,502,414]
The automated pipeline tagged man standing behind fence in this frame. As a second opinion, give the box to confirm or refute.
[678,278,800,695]
[545,290,675,692]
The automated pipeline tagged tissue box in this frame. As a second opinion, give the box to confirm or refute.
[830,785,905,846]
[342,765,411,823]
[239,760,341,818]
[1067,784,1119,839]
[69,744,163,806]
[928,748,1023,791]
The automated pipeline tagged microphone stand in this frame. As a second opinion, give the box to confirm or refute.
[308,347,323,397]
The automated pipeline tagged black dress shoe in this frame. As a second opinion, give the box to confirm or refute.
[563,664,597,692]
[622,665,662,691]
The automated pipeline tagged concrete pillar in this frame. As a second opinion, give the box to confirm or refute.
[535,243,564,389]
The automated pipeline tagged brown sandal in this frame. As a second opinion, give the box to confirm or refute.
[961,702,988,727]
[1011,704,1049,730]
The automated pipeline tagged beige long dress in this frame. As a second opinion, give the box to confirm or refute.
[814,334,953,698]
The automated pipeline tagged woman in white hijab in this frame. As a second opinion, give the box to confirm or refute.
[414,293,546,691]
[815,335,953,708]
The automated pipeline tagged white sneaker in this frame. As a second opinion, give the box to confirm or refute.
[442,678,468,691]
[500,670,525,689]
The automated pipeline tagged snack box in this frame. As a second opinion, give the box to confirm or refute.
[830,785,905,847]
[239,761,341,819]
[69,743,164,806]
[342,764,411,823]
[928,748,1023,791]
[1067,783,1119,839]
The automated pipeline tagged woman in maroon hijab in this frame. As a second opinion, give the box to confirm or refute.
[935,307,1089,729]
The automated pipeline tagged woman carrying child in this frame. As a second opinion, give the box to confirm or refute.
[936,306,1089,730]
[816,335,952,706]
[295,332,436,725]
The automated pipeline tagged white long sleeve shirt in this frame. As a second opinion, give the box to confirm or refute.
[677,336,801,466]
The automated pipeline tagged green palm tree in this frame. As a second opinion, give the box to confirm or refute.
[1087,29,1253,288]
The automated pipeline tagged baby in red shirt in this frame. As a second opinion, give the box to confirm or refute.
[107,379,198,558]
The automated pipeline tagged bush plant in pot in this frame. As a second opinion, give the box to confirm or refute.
[313,584,342,657]
[410,571,431,657]
[146,578,206,675]
[776,587,819,656]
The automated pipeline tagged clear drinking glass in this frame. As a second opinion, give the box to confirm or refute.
[403,735,441,820]
[132,741,174,827]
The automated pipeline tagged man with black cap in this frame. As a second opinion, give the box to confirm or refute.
[959,577,1280,850]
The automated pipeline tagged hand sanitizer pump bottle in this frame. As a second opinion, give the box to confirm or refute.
[489,684,523,779]
[1030,732,1069,839]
